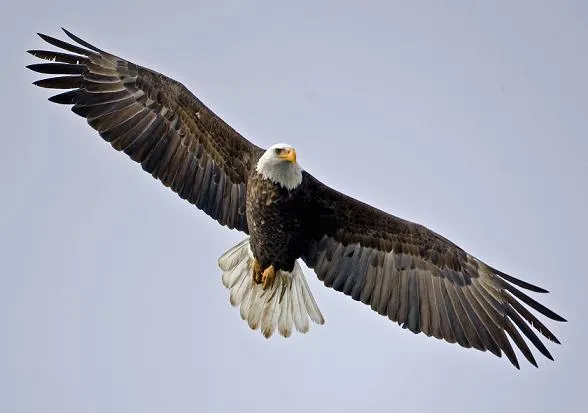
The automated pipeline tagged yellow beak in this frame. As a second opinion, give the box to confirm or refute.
[280,148,297,163]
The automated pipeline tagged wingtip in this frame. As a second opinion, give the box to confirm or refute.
[25,63,46,73]
[521,351,538,368]
[48,91,77,104]
[36,32,58,46]
[506,353,520,370]
[57,27,104,54]
[496,270,549,293]
[528,355,538,368]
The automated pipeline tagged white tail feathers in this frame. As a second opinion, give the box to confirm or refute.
[219,238,324,338]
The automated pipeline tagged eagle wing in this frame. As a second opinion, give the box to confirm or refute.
[27,29,264,232]
[301,172,565,368]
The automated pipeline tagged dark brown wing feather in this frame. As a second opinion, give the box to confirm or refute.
[28,29,264,232]
[301,172,565,368]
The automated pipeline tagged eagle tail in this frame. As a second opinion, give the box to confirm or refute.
[219,238,324,338]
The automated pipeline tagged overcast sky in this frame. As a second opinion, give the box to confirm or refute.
[1,1,586,412]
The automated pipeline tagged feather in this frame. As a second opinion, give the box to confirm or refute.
[461,286,502,357]
[260,278,281,338]
[432,275,456,343]
[299,171,563,368]
[27,49,89,64]
[27,63,85,75]
[469,281,519,367]
[359,250,379,304]
[378,251,397,316]
[231,268,253,307]
[440,279,470,348]
[504,316,537,368]
[444,280,482,350]
[506,303,553,361]
[219,238,323,338]
[29,29,263,233]
[218,238,250,272]
[392,268,409,324]
[405,268,420,333]
[343,246,369,298]
[503,283,566,322]
[141,129,173,175]
[332,244,356,292]
[417,269,432,336]
[61,28,106,53]
[246,287,265,331]
[296,262,325,325]
[34,75,83,89]
[278,281,293,338]
[37,32,96,57]
[505,292,560,343]
[292,278,310,333]
[425,272,443,339]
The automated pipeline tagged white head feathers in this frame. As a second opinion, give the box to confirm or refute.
[255,143,303,190]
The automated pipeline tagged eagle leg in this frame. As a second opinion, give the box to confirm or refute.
[262,265,276,290]
[252,258,263,284]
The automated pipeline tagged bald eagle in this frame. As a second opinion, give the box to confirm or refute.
[27,29,565,369]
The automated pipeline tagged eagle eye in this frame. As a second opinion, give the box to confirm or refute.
[274,148,282,155]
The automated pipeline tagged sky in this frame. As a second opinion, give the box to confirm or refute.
[1,1,587,412]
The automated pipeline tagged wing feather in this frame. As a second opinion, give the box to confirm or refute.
[301,173,565,368]
[418,270,433,337]
[28,29,263,232]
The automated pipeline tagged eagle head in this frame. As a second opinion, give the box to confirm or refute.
[255,143,303,190]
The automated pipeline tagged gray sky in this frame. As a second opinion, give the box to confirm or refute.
[1,1,587,412]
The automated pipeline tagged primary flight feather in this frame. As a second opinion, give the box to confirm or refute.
[27,29,565,369]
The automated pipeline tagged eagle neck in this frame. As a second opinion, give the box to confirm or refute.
[255,157,303,191]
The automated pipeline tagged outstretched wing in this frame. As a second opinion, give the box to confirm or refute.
[27,29,264,232]
[301,172,565,368]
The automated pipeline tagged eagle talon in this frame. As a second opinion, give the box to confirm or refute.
[262,265,276,290]
[252,258,262,284]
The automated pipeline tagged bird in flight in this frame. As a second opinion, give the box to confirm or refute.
[27,29,565,369]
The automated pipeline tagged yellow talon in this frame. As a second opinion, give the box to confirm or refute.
[261,265,276,290]
[252,258,262,284]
